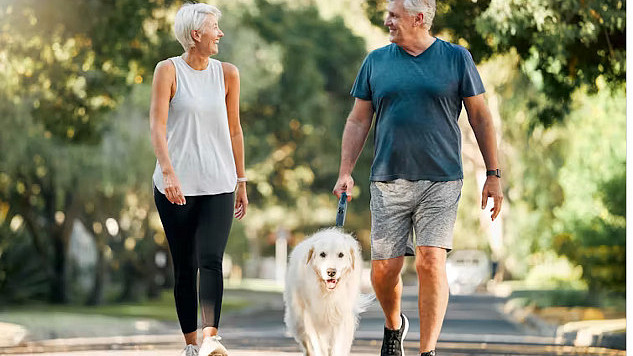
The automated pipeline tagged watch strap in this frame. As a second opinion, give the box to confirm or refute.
[486,169,501,178]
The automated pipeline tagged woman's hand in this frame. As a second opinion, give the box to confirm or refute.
[163,170,186,205]
[234,182,248,219]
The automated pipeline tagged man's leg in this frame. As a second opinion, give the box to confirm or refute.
[369,180,415,355]
[371,257,405,329]
[412,179,462,354]
[415,246,448,353]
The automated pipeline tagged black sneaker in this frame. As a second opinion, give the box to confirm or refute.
[380,313,409,356]
[420,351,436,356]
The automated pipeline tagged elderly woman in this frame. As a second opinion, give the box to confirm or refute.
[149,3,247,356]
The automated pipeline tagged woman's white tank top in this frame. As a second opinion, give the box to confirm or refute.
[153,56,237,196]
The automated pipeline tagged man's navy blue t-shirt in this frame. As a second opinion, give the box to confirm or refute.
[350,38,485,182]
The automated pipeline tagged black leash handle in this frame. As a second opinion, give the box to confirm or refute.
[335,192,348,227]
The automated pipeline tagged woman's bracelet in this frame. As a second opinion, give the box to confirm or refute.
[237,177,248,183]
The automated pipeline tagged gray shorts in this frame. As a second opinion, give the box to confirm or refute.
[369,179,463,260]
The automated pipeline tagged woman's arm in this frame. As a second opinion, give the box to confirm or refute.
[222,61,248,219]
[149,60,186,205]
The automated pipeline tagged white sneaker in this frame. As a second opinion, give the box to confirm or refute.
[199,335,228,356]
[180,344,199,356]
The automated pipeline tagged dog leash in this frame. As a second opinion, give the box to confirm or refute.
[335,192,348,227]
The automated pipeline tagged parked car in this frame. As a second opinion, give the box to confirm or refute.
[446,249,491,295]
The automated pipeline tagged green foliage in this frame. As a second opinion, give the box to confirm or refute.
[553,164,626,295]
[478,0,625,126]
[509,289,593,308]
[554,229,625,295]
[598,165,625,218]
[0,0,177,303]
[0,227,49,303]
[236,0,370,242]
[0,0,177,143]
[477,51,625,297]
[543,90,624,295]
[362,0,625,127]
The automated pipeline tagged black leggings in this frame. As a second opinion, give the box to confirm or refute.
[154,187,234,333]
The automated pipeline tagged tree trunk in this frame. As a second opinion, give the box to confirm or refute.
[86,238,106,305]
[50,191,81,304]
[50,235,68,304]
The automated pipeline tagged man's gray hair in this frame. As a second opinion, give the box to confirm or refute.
[174,3,221,51]
[402,0,436,30]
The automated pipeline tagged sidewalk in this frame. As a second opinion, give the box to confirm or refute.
[0,334,378,355]
[15,352,374,356]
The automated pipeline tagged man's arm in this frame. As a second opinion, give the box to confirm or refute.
[463,94,503,221]
[333,98,374,201]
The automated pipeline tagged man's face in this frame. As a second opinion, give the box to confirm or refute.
[384,0,419,45]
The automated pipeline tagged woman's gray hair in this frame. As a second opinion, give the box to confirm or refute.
[402,0,436,30]
[174,3,222,51]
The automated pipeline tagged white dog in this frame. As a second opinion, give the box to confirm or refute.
[284,228,372,356]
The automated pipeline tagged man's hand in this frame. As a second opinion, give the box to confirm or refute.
[481,176,503,221]
[333,175,354,201]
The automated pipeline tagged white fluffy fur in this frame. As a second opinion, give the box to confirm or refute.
[284,228,372,356]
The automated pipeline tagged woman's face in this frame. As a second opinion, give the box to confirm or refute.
[194,14,224,55]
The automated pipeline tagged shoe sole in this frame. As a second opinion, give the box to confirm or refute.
[401,314,409,355]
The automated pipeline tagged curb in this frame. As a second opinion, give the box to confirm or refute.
[488,283,626,351]
[500,299,558,337]
[556,319,626,350]
[0,322,27,348]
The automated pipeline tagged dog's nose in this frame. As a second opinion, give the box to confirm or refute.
[327,268,336,278]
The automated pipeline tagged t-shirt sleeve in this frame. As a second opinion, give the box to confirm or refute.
[458,48,485,98]
[350,55,372,100]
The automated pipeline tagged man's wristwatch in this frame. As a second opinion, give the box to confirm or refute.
[486,169,501,178]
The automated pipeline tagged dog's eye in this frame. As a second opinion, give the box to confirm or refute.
[338,253,344,258]
[320,252,326,258]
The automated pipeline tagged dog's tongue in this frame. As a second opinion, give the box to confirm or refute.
[326,279,337,289]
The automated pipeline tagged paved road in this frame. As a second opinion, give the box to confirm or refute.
[218,285,551,342]
[5,286,625,355]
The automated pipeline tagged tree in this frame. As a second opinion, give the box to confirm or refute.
[0,0,177,303]
[550,89,625,297]
[233,0,371,261]
[553,168,626,296]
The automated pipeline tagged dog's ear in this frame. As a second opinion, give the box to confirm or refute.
[349,247,356,270]
[306,247,314,265]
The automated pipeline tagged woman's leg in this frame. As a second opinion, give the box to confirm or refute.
[154,188,199,342]
[195,192,234,337]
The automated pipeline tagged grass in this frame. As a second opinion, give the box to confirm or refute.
[512,289,624,311]
[4,290,250,322]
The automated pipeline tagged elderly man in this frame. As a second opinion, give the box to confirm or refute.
[332,0,503,355]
